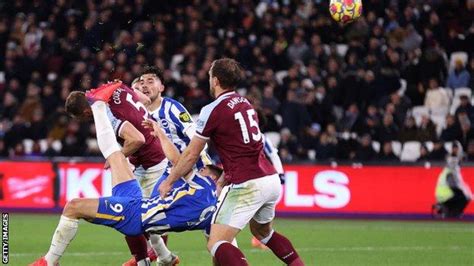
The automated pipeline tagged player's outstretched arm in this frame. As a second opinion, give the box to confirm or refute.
[159,136,207,197]
[142,119,180,165]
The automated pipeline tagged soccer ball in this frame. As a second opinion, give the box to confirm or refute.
[329,0,363,25]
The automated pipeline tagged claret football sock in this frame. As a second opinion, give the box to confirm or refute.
[44,216,79,265]
[125,235,149,264]
[90,101,121,159]
[212,241,249,266]
[260,230,304,266]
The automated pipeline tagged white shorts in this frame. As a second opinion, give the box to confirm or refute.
[134,159,168,197]
[212,174,281,230]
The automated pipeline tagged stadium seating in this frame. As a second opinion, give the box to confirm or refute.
[400,141,422,162]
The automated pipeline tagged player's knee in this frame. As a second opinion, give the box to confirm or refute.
[63,198,83,218]
[250,220,272,239]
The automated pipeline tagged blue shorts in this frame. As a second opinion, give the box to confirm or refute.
[91,179,144,236]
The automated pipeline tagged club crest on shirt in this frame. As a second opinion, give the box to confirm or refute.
[160,119,169,128]
[179,112,191,123]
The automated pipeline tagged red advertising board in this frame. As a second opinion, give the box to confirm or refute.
[2,161,473,217]
[277,165,474,215]
[58,162,111,207]
[0,162,55,208]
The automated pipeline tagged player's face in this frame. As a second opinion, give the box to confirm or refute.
[139,74,164,102]
[131,81,142,91]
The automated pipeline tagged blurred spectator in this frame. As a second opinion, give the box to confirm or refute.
[316,131,337,161]
[417,116,438,142]
[377,114,400,143]
[455,95,474,122]
[428,141,448,160]
[424,78,450,109]
[446,59,471,90]
[353,134,376,161]
[418,145,430,162]
[441,115,462,142]
[278,128,298,162]
[379,142,399,161]
[399,116,418,142]
[281,89,311,136]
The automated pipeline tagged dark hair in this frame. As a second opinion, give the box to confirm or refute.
[140,65,164,82]
[65,91,89,117]
[211,58,243,89]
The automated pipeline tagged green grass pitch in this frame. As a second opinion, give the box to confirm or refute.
[8,214,474,265]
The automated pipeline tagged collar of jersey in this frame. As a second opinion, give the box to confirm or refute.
[216,90,235,99]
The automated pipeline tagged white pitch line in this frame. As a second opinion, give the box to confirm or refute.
[10,246,471,257]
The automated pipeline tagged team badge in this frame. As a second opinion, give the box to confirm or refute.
[179,112,191,123]
[160,119,169,128]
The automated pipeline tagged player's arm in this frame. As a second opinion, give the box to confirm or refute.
[142,119,180,165]
[119,121,146,157]
[159,136,207,197]
[263,137,285,183]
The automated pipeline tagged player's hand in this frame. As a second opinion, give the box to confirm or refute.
[159,180,173,198]
[142,119,161,137]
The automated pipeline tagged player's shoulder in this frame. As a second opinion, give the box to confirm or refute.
[201,92,235,114]
[162,97,183,109]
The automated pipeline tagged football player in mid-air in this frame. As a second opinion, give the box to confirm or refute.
[64,81,177,265]
[30,83,219,266]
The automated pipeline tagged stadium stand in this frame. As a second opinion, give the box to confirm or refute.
[0,1,473,162]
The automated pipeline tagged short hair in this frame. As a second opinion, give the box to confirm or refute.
[65,91,88,117]
[211,58,243,90]
[140,65,164,82]
[131,77,140,86]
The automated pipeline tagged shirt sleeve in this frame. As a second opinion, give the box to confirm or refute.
[195,105,217,140]
[169,100,194,133]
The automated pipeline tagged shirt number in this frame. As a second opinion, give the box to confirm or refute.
[234,109,262,144]
[126,93,148,121]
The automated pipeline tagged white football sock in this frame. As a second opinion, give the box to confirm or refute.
[137,258,151,266]
[45,216,79,265]
[149,234,172,262]
[90,101,120,159]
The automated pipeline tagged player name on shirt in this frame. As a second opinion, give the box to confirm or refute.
[226,96,250,109]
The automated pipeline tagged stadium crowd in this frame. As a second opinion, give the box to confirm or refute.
[0,0,473,163]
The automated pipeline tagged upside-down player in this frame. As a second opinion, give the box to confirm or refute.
[159,58,304,265]
[30,83,219,266]
[123,66,214,265]
[64,82,178,265]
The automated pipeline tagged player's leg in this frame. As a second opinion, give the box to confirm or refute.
[207,224,245,266]
[249,175,304,266]
[207,184,257,266]
[32,198,99,266]
[249,220,304,266]
[88,94,151,266]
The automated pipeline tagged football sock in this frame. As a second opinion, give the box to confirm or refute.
[211,241,248,266]
[260,230,304,265]
[45,216,79,265]
[149,233,172,262]
[161,234,168,245]
[90,101,121,159]
[137,258,151,266]
[125,235,149,263]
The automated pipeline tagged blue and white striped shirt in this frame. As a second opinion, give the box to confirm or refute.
[150,97,211,168]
